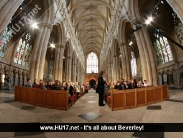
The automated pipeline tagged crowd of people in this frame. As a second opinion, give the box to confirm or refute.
[104,79,149,91]
[25,78,89,97]
[96,71,150,106]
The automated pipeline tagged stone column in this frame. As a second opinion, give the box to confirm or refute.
[19,71,23,86]
[0,0,23,34]
[54,45,65,82]
[67,56,72,82]
[112,55,119,83]
[8,68,13,88]
[29,23,52,81]
[119,43,132,81]
[134,25,157,85]
[79,67,82,83]
[15,72,19,86]
[107,62,111,82]
[72,61,77,83]
[23,73,27,86]
[77,67,80,82]
[105,66,108,82]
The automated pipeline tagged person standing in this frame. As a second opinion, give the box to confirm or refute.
[96,71,106,106]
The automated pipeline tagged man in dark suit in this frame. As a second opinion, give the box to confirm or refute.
[96,71,106,106]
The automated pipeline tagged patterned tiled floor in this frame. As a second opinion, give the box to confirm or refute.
[0,89,183,137]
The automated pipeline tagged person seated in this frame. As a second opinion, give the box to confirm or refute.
[104,84,109,92]
[32,79,40,89]
[114,81,119,89]
[39,80,46,89]
[118,81,125,90]
[25,78,32,87]
[137,80,143,88]
[143,80,149,87]
[53,80,61,90]
[68,82,74,96]
[46,82,53,90]
[129,79,137,89]
[63,82,68,90]
[124,81,128,89]
[118,82,122,90]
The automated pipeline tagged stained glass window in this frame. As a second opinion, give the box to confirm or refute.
[0,26,12,57]
[131,52,137,76]
[14,33,32,66]
[87,52,98,73]
[153,31,173,65]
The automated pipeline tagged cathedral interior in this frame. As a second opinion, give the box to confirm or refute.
[0,0,183,138]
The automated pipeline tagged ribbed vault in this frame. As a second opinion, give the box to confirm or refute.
[70,0,111,56]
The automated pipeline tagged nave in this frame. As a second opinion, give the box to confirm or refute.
[0,89,183,138]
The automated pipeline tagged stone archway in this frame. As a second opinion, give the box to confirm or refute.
[89,79,96,89]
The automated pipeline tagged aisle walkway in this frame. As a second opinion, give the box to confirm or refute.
[0,89,183,137]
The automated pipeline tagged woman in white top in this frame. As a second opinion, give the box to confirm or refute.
[143,80,149,87]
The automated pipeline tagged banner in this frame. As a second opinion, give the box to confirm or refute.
[0,123,183,132]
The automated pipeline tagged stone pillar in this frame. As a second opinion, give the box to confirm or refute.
[112,55,119,83]
[134,25,157,85]
[72,61,77,83]
[15,71,19,86]
[77,67,80,82]
[29,23,52,81]
[0,0,23,34]
[107,63,111,82]
[67,56,72,82]
[8,68,13,88]
[105,66,108,82]
[54,45,65,82]
[23,73,27,86]
[119,43,132,81]
[79,67,82,83]
[63,57,67,82]
[19,71,23,86]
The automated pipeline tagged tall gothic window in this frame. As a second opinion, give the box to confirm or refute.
[131,52,137,76]
[153,31,173,65]
[87,52,98,73]
[0,26,12,57]
[14,33,32,66]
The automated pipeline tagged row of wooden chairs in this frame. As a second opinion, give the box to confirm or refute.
[104,85,168,111]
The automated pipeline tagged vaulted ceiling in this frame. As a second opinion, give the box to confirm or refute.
[70,0,111,56]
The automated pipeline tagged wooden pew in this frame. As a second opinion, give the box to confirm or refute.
[14,86,69,110]
[110,85,168,111]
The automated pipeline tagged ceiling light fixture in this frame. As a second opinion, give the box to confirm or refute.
[145,16,153,25]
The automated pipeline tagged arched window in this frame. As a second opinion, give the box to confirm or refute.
[87,52,98,73]
[153,31,173,65]
[0,26,12,57]
[14,33,32,66]
[131,51,137,76]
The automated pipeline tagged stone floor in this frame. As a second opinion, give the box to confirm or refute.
[0,88,183,138]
